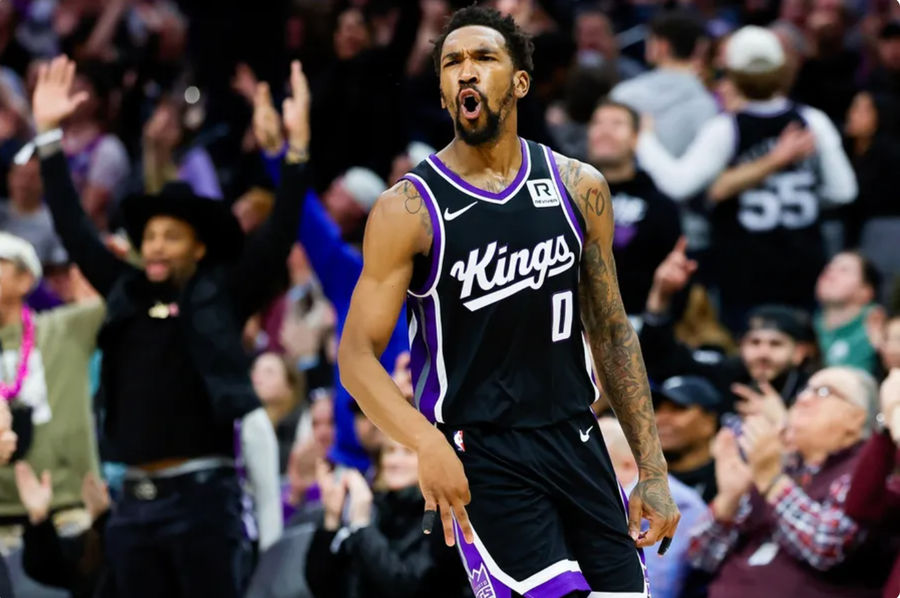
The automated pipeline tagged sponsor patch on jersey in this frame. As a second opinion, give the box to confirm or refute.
[453,430,465,452]
[526,178,560,207]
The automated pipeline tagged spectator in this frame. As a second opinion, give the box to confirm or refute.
[252,84,407,473]
[306,437,470,598]
[15,464,112,598]
[322,167,386,245]
[142,95,223,199]
[638,25,857,327]
[0,155,68,266]
[545,64,615,161]
[690,366,888,597]
[790,0,861,125]
[0,232,103,517]
[285,393,335,516]
[844,369,900,598]
[599,415,706,598]
[641,238,813,408]
[32,56,310,596]
[814,251,883,373]
[586,99,681,317]
[843,90,900,301]
[251,351,306,475]
[652,376,723,503]
[875,314,900,372]
[0,399,14,598]
[611,10,717,158]
[59,61,130,232]
[573,5,643,81]
[864,21,900,101]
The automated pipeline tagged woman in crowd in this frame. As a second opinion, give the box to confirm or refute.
[251,351,305,474]
[305,436,470,598]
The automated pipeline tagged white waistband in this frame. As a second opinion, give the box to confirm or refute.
[124,456,235,480]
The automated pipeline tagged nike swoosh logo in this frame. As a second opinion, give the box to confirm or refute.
[443,202,477,221]
[579,426,593,443]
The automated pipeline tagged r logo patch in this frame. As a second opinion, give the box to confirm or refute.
[527,178,560,208]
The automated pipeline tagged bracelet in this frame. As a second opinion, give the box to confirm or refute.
[35,128,63,147]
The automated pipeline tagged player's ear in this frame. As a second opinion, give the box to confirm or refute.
[514,71,530,99]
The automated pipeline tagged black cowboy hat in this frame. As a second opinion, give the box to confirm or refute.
[121,182,244,262]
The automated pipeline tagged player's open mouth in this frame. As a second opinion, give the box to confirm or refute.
[459,89,482,120]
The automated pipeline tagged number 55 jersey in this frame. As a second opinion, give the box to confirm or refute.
[712,101,827,311]
[401,138,599,429]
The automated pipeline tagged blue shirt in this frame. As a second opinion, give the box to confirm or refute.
[297,188,408,470]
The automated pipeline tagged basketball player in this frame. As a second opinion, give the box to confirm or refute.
[338,7,679,597]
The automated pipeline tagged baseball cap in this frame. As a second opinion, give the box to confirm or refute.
[745,304,814,343]
[726,25,785,73]
[342,167,387,213]
[652,376,722,413]
[0,232,42,287]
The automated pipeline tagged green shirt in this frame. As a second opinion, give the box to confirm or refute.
[815,304,878,374]
[0,300,105,516]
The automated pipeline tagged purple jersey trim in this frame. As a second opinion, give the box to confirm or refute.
[428,138,529,201]
[408,295,442,423]
[543,145,585,248]
[403,174,443,297]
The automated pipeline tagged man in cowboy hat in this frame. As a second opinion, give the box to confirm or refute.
[32,56,311,598]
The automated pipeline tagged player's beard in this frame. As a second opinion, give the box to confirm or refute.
[454,83,515,146]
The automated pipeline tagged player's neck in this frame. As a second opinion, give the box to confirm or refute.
[444,128,522,179]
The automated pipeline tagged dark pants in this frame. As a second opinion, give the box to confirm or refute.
[105,467,247,598]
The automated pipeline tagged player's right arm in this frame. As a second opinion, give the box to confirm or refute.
[337,180,474,548]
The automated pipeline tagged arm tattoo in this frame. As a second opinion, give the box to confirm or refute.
[559,157,606,216]
[398,180,432,248]
[562,153,676,517]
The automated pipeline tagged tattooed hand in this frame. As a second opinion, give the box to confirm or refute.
[628,475,680,550]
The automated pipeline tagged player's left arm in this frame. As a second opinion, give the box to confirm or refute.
[556,152,681,551]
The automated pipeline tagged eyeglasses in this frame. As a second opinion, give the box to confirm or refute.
[798,384,853,406]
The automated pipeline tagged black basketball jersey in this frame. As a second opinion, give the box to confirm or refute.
[402,138,599,429]
[711,102,826,306]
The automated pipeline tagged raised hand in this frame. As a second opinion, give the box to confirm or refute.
[282,60,310,152]
[252,82,284,155]
[32,56,89,133]
[881,369,900,444]
[732,381,788,429]
[710,428,753,521]
[316,460,347,531]
[417,428,473,547]
[14,461,53,525]
[0,401,16,465]
[647,236,697,313]
[344,469,374,527]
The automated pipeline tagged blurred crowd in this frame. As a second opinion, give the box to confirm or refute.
[0,0,897,597]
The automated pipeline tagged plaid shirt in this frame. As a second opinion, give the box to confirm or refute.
[689,457,861,573]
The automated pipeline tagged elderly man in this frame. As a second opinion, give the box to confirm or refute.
[689,366,890,597]
[0,232,102,517]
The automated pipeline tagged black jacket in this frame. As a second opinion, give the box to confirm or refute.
[22,512,112,598]
[39,149,307,433]
[639,311,809,411]
[306,487,471,598]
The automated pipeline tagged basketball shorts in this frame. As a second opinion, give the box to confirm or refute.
[441,410,648,598]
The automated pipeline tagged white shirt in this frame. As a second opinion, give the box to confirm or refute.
[635,97,857,204]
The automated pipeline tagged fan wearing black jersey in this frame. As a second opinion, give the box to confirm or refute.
[338,7,678,597]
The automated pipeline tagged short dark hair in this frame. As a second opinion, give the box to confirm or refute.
[649,10,706,60]
[593,99,640,132]
[845,250,883,294]
[431,6,535,76]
